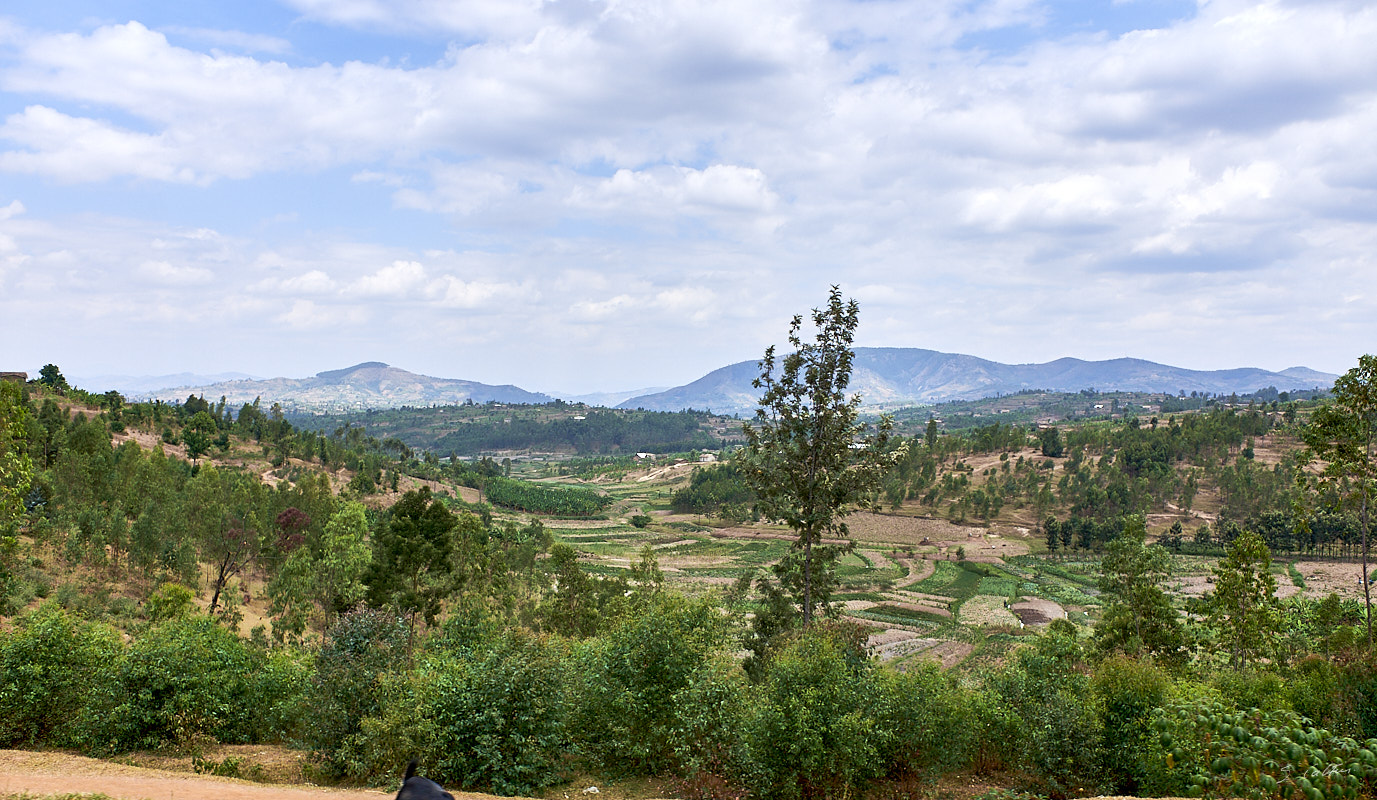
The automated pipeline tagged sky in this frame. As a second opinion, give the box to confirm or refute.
[1,0,1375,395]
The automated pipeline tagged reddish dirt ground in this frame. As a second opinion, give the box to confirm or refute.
[0,749,396,800]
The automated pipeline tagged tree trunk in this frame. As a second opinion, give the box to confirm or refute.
[1364,491,1372,648]
[802,531,813,626]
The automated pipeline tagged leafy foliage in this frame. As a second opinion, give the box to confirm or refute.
[1156,701,1377,800]
[483,476,611,516]
[741,287,899,623]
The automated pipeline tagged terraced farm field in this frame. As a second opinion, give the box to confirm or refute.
[506,462,1088,669]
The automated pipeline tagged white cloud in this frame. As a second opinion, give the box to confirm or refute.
[570,294,635,321]
[0,106,202,183]
[347,260,428,297]
[428,275,534,308]
[253,269,337,294]
[281,0,547,39]
[159,25,292,55]
[137,260,215,285]
[278,299,368,329]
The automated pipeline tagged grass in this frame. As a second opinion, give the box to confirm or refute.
[908,560,971,598]
[865,604,951,625]
[1288,561,1306,589]
[851,609,942,629]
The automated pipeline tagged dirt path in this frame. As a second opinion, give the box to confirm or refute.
[0,750,493,800]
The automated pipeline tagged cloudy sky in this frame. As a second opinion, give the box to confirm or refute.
[2,0,1374,395]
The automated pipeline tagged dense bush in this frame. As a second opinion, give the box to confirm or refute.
[741,626,885,800]
[567,594,730,776]
[483,476,610,516]
[989,621,1106,798]
[419,630,568,794]
[1092,655,1173,795]
[0,603,123,748]
[303,608,410,777]
[871,661,980,779]
[111,615,263,749]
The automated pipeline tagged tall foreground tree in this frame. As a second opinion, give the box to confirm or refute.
[740,287,899,624]
[1303,354,1377,647]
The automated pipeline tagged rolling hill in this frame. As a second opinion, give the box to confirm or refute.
[617,348,1337,416]
[122,351,1337,416]
[144,362,553,412]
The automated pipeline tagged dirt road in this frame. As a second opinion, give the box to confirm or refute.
[0,750,412,800]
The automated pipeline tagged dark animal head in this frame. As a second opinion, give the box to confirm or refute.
[396,760,455,800]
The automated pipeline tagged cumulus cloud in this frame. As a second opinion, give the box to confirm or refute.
[347,260,429,297]
[253,269,337,294]
[428,275,534,308]
[575,165,778,214]
[4,0,1377,386]
[160,25,292,55]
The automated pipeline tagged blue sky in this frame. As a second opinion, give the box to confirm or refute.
[2,0,1375,395]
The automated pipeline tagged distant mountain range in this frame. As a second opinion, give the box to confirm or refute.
[109,350,1337,416]
[616,348,1338,416]
[143,362,553,412]
[71,371,262,396]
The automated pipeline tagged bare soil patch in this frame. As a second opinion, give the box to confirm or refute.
[910,640,975,669]
[1169,575,1213,598]
[1011,597,1066,627]
[882,600,953,619]
[1294,561,1369,600]
[845,513,985,548]
[895,557,936,587]
[0,749,398,800]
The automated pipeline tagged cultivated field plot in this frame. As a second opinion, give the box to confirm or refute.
[538,490,1083,669]
[521,455,1363,673]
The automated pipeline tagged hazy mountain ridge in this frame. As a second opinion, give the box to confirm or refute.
[617,348,1338,415]
[70,371,262,396]
[143,362,552,412]
[110,351,1337,416]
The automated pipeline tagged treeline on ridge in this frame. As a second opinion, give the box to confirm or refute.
[288,403,730,456]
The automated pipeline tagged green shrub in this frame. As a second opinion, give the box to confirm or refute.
[251,646,313,744]
[111,615,260,749]
[0,603,123,748]
[302,609,409,778]
[1211,668,1291,715]
[871,661,978,777]
[989,623,1106,797]
[1092,655,1172,794]
[741,626,885,800]
[345,628,568,795]
[422,630,568,794]
[567,594,730,776]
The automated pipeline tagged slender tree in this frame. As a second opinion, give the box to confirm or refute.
[1303,354,1377,647]
[1095,515,1184,662]
[1207,529,1280,668]
[740,287,900,624]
